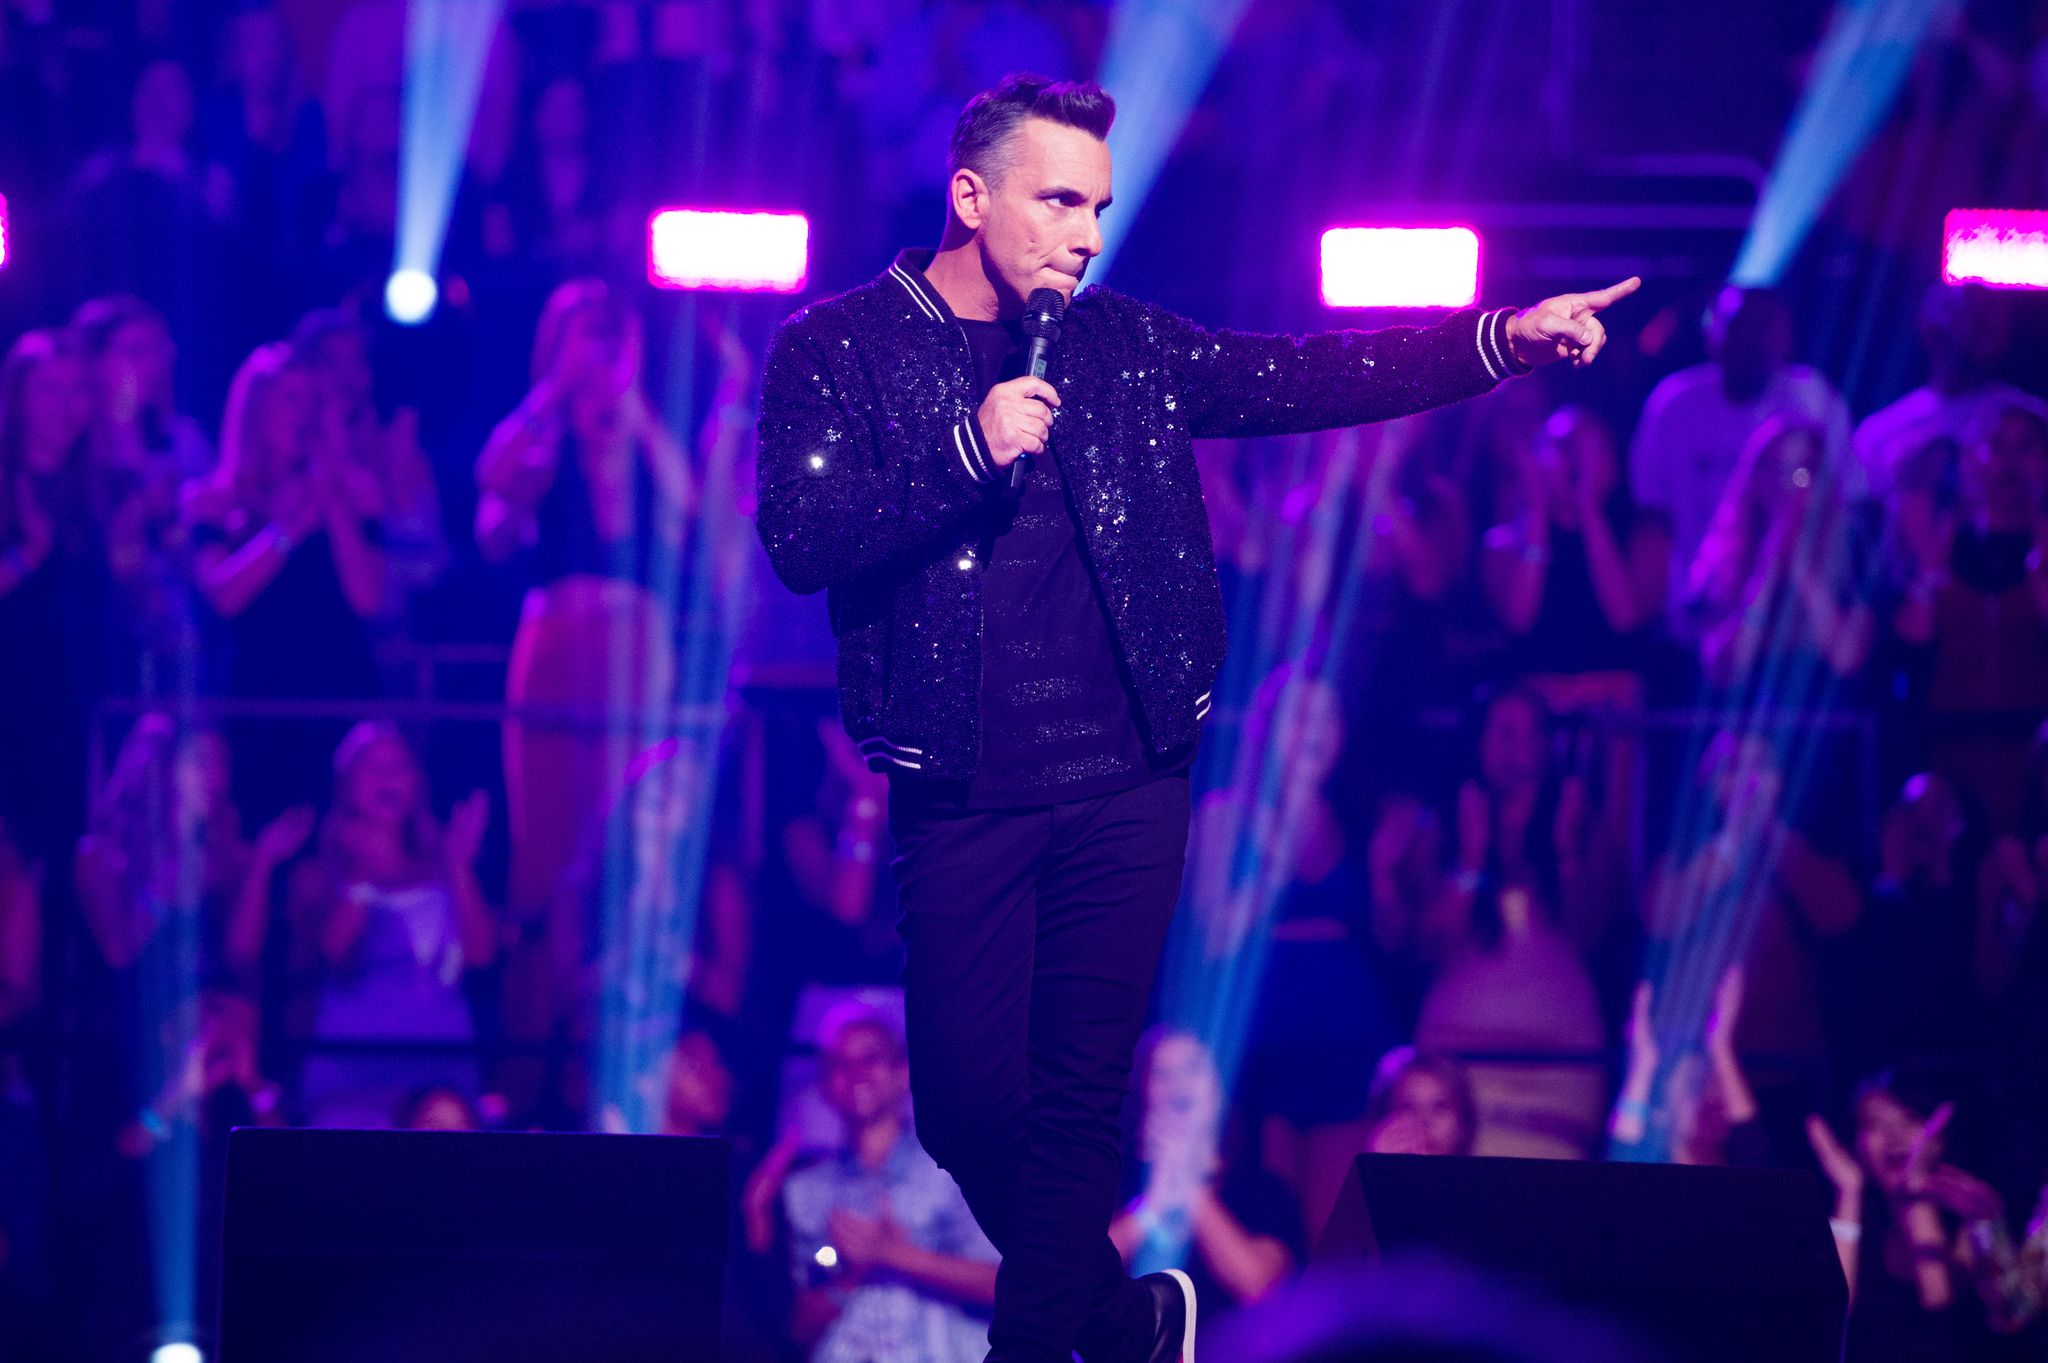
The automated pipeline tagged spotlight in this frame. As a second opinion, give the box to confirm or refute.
[151,1344,203,1363]
[1942,209,2048,291]
[0,191,9,269]
[647,209,808,293]
[814,1245,839,1270]
[1320,226,1481,309]
[384,268,439,326]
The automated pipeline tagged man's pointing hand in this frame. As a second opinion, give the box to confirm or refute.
[1505,276,1642,370]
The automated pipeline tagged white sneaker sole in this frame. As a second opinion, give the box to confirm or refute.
[1162,1267,1197,1363]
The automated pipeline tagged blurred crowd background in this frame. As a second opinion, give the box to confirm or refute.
[4,1,2048,1360]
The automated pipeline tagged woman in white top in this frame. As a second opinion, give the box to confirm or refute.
[289,721,495,1127]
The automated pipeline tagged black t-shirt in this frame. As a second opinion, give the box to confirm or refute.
[909,316,1170,809]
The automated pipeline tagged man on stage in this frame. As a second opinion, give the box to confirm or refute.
[757,73,1636,1363]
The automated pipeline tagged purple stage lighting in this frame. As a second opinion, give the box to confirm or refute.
[648,209,809,293]
[0,192,9,270]
[1320,226,1480,309]
[1943,209,2048,291]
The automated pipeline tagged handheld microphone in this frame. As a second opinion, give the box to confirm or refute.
[1012,287,1067,492]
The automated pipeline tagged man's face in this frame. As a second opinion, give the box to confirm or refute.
[965,119,1112,308]
[820,1022,908,1127]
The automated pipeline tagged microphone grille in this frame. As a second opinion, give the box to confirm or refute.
[1022,287,1066,340]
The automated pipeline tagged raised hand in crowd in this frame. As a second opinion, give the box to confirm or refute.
[1111,1031,1295,1307]
[1484,406,1667,639]
[1363,1049,1476,1159]
[116,992,282,1159]
[477,280,694,564]
[1810,1084,2031,1329]
[220,801,315,978]
[189,342,387,621]
[1693,416,1871,685]
[1805,1112,1866,1295]
[1609,969,1758,1164]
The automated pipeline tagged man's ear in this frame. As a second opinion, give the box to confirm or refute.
[950,168,989,232]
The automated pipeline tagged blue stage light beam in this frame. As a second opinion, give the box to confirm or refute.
[1093,0,1256,277]
[1730,0,1947,286]
[588,309,763,1133]
[1141,426,1390,1274]
[390,0,504,324]
[1616,457,1879,1161]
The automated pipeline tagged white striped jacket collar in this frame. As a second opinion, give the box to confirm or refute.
[887,248,956,327]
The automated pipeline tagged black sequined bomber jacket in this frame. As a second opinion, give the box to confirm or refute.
[756,248,1526,781]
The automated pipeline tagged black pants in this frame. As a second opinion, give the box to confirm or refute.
[890,775,1191,1363]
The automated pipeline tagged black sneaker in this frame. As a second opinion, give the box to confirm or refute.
[1140,1268,1197,1363]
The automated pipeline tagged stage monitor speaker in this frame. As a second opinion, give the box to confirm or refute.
[220,1128,729,1363]
[1316,1154,1845,1363]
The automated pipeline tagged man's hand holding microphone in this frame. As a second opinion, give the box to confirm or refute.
[977,377,1060,469]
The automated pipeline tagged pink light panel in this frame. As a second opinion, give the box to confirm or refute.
[1320,226,1480,308]
[0,193,9,270]
[648,209,808,293]
[1943,209,2048,291]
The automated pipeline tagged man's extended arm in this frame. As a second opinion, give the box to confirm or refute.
[755,325,1001,595]
[1164,278,1638,441]
[1164,307,1525,441]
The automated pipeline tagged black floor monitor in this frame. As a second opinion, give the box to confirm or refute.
[220,1127,729,1363]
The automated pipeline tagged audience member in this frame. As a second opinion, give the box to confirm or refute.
[1976,721,2048,1012]
[780,721,901,986]
[1111,1029,1302,1339]
[0,328,98,863]
[556,731,749,1127]
[1361,1047,1478,1159]
[116,987,283,1161]
[1609,971,1767,1166]
[1809,1077,2032,1356]
[73,294,214,690]
[1837,772,1986,1080]
[291,306,445,629]
[1206,669,1394,1233]
[1643,732,1860,1095]
[73,716,310,997]
[477,280,694,934]
[1484,404,1670,676]
[656,1028,738,1138]
[395,1082,483,1131]
[1631,286,1855,596]
[1890,399,2048,834]
[288,721,495,1128]
[302,79,401,308]
[479,74,615,281]
[781,1001,997,1363]
[61,59,228,349]
[1689,414,1874,691]
[1854,285,2023,500]
[1410,692,1609,1160]
[205,5,328,343]
[189,339,388,820]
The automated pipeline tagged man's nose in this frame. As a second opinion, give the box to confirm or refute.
[1078,221,1102,260]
